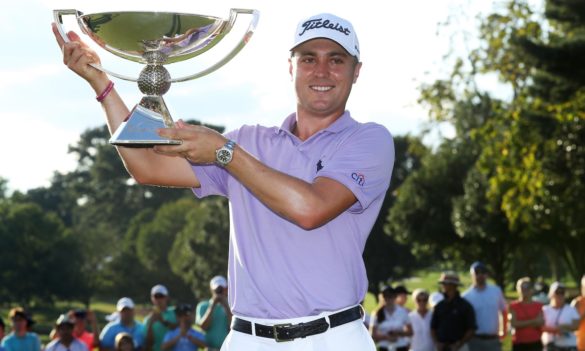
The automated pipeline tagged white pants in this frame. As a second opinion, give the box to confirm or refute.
[221,308,375,351]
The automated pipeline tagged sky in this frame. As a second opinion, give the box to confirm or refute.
[0,0,517,193]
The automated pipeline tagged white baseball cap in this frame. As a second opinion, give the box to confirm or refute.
[150,284,169,296]
[210,276,227,289]
[291,13,360,60]
[116,297,135,311]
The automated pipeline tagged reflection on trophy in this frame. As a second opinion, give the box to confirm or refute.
[54,9,259,147]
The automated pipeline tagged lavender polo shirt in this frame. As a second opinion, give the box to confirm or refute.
[191,111,394,319]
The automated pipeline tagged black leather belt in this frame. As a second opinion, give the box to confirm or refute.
[232,306,362,342]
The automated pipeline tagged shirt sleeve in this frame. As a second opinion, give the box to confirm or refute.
[99,324,115,348]
[317,123,394,213]
[195,302,208,325]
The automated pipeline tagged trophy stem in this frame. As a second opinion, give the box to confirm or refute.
[139,96,175,128]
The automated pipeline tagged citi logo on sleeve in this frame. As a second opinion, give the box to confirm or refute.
[351,172,365,186]
[299,18,351,37]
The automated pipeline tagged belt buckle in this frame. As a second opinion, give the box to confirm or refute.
[273,323,293,342]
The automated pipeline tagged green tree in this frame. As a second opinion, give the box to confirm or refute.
[0,201,85,304]
[363,135,428,293]
[168,197,230,301]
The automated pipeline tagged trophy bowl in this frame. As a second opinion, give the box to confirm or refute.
[54,9,259,147]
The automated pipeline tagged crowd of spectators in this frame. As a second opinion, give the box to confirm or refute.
[2,268,585,351]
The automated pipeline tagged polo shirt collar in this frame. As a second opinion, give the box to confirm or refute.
[278,111,356,138]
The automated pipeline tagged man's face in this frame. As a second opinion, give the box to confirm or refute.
[472,269,488,286]
[12,316,27,333]
[151,293,168,309]
[289,38,361,119]
[120,308,134,324]
[57,324,74,341]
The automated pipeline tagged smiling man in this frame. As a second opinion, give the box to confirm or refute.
[54,12,394,350]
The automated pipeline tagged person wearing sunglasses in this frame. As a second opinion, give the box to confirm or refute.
[542,282,579,351]
[407,289,434,351]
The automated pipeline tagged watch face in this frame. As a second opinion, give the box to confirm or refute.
[217,149,232,164]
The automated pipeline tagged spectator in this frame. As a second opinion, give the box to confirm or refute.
[542,282,579,350]
[144,285,177,351]
[114,333,134,351]
[0,317,5,351]
[508,277,544,351]
[463,261,508,351]
[68,309,100,351]
[395,285,411,311]
[162,304,206,351]
[100,298,145,351]
[431,271,476,351]
[196,276,231,351]
[408,289,434,351]
[370,286,412,351]
[570,275,585,351]
[1,308,40,351]
[45,315,88,351]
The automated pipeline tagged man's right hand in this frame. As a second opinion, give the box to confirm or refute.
[51,23,109,90]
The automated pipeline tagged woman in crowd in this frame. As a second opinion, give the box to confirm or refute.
[407,289,433,351]
[508,277,544,351]
[370,286,412,351]
[541,282,579,351]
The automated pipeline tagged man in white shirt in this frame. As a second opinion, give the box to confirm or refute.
[45,315,89,351]
[463,262,507,351]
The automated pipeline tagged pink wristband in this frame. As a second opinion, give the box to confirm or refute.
[96,81,114,102]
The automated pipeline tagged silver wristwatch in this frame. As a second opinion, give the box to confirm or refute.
[215,140,236,167]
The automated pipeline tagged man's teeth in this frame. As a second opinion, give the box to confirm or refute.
[311,86,332,92]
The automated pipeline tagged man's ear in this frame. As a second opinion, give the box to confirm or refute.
[353,62,362,84]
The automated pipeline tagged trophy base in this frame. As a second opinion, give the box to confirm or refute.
[109,103,182,147]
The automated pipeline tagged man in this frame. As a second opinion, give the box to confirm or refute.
[162,304,206,351]
[431,271,476,351]
[45,315,89,351]
[571,275,585,351]
[100,298,145,351]
[195,276,231,351]
[0,309,40,351]
[53,11,393,350]
[144,285,177,351]
[68,309,100,351]
[463,262,508,351]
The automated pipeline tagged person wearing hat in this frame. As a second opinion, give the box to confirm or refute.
[144,285,177,351]
[162,304,206,351]
[541,282,580,351]
[53,9,392,349]
[195,276,230,351]
[99,298,144,351]
[462,262,508,351]
[1,308,40,351]
[370,286,412,351]
[431,271,476,351]
[571,275,585,351]
[45,315,89,351]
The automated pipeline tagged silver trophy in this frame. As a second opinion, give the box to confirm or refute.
[54,9,259,147]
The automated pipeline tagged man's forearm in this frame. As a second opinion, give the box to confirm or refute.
[226,146,356,229]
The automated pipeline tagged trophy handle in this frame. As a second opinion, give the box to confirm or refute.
[170,8,260,83]
[53,9,139,82]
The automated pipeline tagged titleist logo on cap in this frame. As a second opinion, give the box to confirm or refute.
[299,18,351,36]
